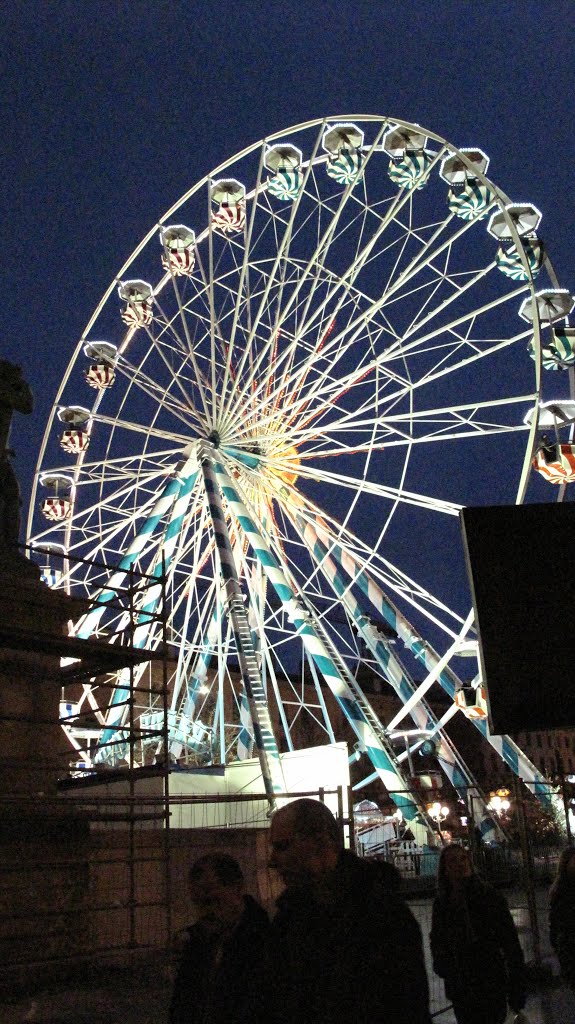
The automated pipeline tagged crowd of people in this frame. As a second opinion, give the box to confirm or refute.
[168,797,575,1024]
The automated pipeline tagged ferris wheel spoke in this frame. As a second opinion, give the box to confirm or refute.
[93,413,192,448]
[244,207,403,419]
[269,457,461,515]
[113,350,207,433]
[398,280,529,351]
[222,156,306,410]
[154,285,215,424]
[216,145,266,407]
[284,143,447,353]
[292,392,537,456]
[272,148,449,389]
[131,317,205,416]
[380,195,497,305]
[399,260,499,342]
[219,126,327,426]
[220,126,392,428]
[273,247,525,409]
[285,324,532,438]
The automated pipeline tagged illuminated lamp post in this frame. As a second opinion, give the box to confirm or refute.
[428,801,449,844]
[488,788,511,817]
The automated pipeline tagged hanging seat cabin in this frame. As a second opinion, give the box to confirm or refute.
[533,440,575,483]
[57,406,91,454]
[118,280,154,327]
[519,288,575,326]
[322,123,364,185]
[527,326,575,370]
[83,341,118,389]
[488,203,542,241]
[210,179,246,233]
[495,237,543,280]
[384,125,430,191]
[455,684,488,719]
[160,224,196,276]
[39,473,74,521]
[440,148,490,186]
[33,541,66,587]
[448,181,493,220]
[265,144,303,201]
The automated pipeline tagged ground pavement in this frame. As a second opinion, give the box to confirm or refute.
[2,888,574,1023]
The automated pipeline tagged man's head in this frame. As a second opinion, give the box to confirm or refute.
[269,798,341,890]
[188,853,246,935]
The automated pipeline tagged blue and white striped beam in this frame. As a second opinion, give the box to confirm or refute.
[94,465,199,762]
[169,602,221,759]
[212,454,427,834]
[237,569,260,760]
[199,444,285,807]
[289,507,500,842]
[74,456,199,640]
[315,522,560,816]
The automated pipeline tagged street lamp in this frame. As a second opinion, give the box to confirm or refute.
[488,789,511,816]
[428,801,449,842]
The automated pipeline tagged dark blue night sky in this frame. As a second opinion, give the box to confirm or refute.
[3,0,574,526]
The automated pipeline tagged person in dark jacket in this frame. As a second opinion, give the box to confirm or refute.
[169,853,275,1024]
[549,845,575,987]
[430,843,526,1024]
[269,797,432,1024]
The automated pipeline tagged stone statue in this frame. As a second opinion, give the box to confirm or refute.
[0,359,33,557]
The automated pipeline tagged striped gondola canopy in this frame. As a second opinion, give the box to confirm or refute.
[533,442,575,483]
[212,201,246,233]
[85,363,116,389]
[120,300,153,328]
[495,238,543,281]
[41,497,72,521]
[448,182,493,220]
[326,149,362,185]
[268,167,304,201]
[388,151,431,191]
[528,326,575,370]
[60,429,90,454]
[160,225,196,276]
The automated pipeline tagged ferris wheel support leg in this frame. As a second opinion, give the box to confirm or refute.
[169,600,221,759]
[212,456,427,836]
[319,529,562,820]
[289,507,502,843]
[199,446,286,808]
[74,459,199,640]
[95,467,198,762]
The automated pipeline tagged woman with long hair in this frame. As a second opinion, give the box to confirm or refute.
[430,844,526,1024]
[549,846,575,988]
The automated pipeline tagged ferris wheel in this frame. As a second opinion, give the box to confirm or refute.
[28,115,574,836]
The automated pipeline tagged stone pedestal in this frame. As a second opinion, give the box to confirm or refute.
[0,555,90,989]
[0,557,80,797]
